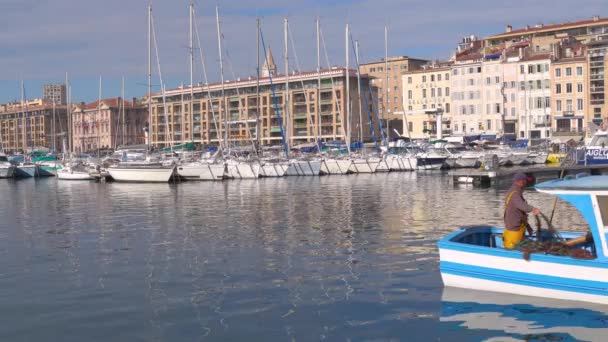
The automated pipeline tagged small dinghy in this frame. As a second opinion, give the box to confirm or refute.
[438,174,608,304]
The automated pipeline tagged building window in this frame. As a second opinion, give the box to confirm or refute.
[408,122,413,132]
[446,73,449,80]
[520,81,525,90]
[378,67,383,72]
[431,88,436,97]
[495,76,500,84]
[422,89,427,98]
[468,67,474,74]
[438,74,442,81]
[556,84,562,94]
[437,88,442,97]
[495,103,500,114]
[431,75,435,82]
[445,87,450,96]
[486,77,491,85]
[422,75,427,83]
[556,100,562,111]
[511,107,516,116]
[454,124,459,132]
[566,67,572,76]
[407,90,412,99]
[468,79,474,86]
[453,69,458,76]
[577,98,584,111]
[445,103,450,113]
[555,68,561,77]
[577,83,583,92]
[520,65,525,74]
[566,83,572,93]
[408,105,413,111]
[528,65,534,74]
[401,64,407,70]
[370,67,376,72]
[566,99,573,112]
[408,77,412,84]
[469,105,475,114]
[511,93,515,102]
[487,120,492,130]
[545,97,550,108]
[576,66,583,76]
[537,64,542,73]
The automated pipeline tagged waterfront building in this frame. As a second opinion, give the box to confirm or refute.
[550,42,588,137]
[516,53,552,139]
[71,98,147,153]
[486,16,608,48]
[359,56,427,138]
[587,37,608,127]
[150,67,377,148]
[0,101,68,153]
[43,83,67,105]
[401,62,452,139]
[450,48,484,136]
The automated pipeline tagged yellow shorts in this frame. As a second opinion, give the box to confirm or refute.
[503,223,526,249]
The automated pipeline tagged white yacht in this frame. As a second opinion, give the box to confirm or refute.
[177,160,226,181]
[0,153,15,178]
[320,158,353,175]
[416,147,448,170]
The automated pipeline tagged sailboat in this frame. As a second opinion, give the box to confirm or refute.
[108,5,176,183]
[0,153,15,178]
[14,82,40,178]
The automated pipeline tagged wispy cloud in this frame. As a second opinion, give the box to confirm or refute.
[0,0,605,102]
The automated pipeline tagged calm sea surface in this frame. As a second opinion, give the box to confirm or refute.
[1,173,607,341]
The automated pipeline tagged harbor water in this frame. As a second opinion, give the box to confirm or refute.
[1,173,607,341]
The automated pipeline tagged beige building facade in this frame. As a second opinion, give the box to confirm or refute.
[402,63,452,139]
[71,98,147,153]
[150,68,377,148]
[0,102,68,153]
[551,55,587,135]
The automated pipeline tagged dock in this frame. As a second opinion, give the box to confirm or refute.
[450,164,608,186]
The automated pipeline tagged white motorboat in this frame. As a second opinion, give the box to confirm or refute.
[108,161,176,182]
[320,158,353,175]
[416,148,448,170]
[14,163,38,178]
[0,154,15,178]
[177,161,226,181]
[386,154,417,171]
[57,164,95,180]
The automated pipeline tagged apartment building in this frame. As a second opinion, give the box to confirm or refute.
[550,43,587,135]
[0,101,68,153]
[42,83,67,105]
[402,63,452,139]
[150,67,377,148]
[450,52,484,136]
[71,98,147,153]
[517,54,552,139]
[587,38,608,126]
[486,16,608,48]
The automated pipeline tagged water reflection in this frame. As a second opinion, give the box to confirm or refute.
[441,287,608,341]
[0,174,597,340]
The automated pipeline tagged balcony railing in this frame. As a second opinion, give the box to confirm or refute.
[552,128,584,135]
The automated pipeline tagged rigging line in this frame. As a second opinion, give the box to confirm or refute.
[151,13,170,149]
[259,27,289,158]
[349,34,379,152]
[192,6,223,155]
[287,21,320,150]
[319,26,346,147]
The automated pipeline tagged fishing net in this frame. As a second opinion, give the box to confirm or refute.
[515,213,595,261]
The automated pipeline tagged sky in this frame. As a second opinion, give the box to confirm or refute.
[0,0,606,104]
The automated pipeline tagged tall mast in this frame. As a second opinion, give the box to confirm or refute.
[52,99,56,151]
[147,4,152,150]
[98,75,102,155]
[316,17,321,147]
[65,72,71,155]
[215,5,227,154]
[121,76,126,147]
[21,81,26,153]
[284,17,290,148]
[355,39,363,152]
[384,25,389,146]
[256,18,261,147]
[345,24,351,154]
[189,2,194,143]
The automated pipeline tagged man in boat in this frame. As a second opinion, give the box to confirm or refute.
[503,172,541,249]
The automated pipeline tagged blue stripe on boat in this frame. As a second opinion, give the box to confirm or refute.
[441,261,608,296]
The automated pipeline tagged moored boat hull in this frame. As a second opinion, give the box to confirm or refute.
[321,159,352,175]
[57,169,95,180]
[15,164,38,178]
[0,166,16,178]
[108,166,175,182]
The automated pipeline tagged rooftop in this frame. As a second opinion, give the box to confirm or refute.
[489,16,608,40]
